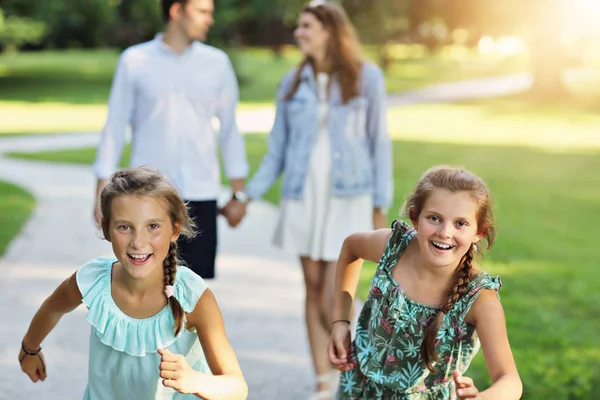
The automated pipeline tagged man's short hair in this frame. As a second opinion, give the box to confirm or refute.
[161,0,187,23]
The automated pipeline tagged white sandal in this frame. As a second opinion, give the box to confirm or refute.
[309,392,333,400]
[308,374,334,400]
[329,370,340,393]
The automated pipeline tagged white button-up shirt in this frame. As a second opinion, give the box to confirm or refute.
[93,35,248,200]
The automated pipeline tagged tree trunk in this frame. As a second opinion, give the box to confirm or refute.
[526,2,568,98]
[378,44,391,73]
[527,32,568,98]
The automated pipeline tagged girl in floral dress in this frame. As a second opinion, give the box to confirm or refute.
[328,166,522,399]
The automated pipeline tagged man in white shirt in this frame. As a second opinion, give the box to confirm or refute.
[93,0,249,279]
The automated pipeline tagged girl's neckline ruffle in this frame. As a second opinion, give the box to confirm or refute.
[80,257,201,357]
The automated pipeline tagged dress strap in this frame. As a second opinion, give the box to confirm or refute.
[377,219,416,273]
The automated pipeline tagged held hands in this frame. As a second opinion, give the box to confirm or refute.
[454,370,481,399]
[158,348,201,394]
[219,199,247,228]
[328,321,356,372]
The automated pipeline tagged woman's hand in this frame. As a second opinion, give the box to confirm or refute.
[372,208,387,230]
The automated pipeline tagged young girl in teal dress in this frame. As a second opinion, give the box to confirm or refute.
[18,167,248,399]
[329,166,522,399]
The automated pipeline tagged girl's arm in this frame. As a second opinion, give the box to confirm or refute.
[186,289,248,400]
[22,272,83,349]
[465,290,523,399]
[331,229,392,323]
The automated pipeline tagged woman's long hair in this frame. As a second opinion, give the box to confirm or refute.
[285,2,364,104]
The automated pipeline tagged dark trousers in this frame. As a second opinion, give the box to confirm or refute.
[178,200,218,279]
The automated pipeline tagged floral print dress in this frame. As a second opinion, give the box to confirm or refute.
[338,220,502,399]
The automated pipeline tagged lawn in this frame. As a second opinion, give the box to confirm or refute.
[0,181,36,257]
[0,46,527,134]
[6,93,600,399]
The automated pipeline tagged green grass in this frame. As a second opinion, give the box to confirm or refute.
[7,94,600,398]
[0,46,527,134]
[0,181,36,257]
[386,95,600,152]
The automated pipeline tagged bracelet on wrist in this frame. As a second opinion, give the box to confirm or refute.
[332,319,351,325]
[19,340,46,374]
[21,340,42,355]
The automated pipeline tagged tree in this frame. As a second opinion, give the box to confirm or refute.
[0,8,46,52]
[344,0,411,71]
[440,0,572,97]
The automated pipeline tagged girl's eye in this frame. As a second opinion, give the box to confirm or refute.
[429,216,440,222]
[149,224,159,229]
[456,221,468,227]
[118,225,130,231]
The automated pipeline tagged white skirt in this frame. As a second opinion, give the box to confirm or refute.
[272,101,372,261]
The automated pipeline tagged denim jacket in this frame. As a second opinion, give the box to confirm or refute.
[246,62,393,208]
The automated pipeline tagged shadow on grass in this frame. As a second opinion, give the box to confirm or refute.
[454,91,600,119]
[0,76,112,104]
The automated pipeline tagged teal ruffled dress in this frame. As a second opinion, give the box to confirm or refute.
[75,257,211,399]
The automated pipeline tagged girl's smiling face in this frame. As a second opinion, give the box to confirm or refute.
[413,189,483,270]
[105,194,180,280]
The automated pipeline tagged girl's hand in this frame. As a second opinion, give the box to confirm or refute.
[19,348,47,383]
[328,321,356,371]
[158,348,200,394]
[454,370,480,399]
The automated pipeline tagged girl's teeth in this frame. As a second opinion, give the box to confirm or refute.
[130,254,149,259]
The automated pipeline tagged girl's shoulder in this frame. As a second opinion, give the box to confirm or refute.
[75,258,209,313]
[377,220,416,270]
[76,257,115,300]
[389,219,417,246]
[173,265,209,313]
[76,259,210,357]
[468,270,502,292]
[452,271,502,321]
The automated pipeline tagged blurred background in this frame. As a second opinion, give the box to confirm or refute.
[1,1,599,399]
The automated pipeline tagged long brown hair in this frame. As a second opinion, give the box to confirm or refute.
[285,1,363,104]
[99,167,196,336]
[403,166,496,372]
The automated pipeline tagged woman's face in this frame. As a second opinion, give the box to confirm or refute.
[294,12,330,58]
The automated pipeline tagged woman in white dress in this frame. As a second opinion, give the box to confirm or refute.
[241,2,393,398]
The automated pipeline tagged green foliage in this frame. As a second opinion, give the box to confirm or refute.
[110,0,163,48]
[344,0,411,44]
[0,8,46,48]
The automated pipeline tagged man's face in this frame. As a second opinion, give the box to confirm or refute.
[174,0,214,41]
